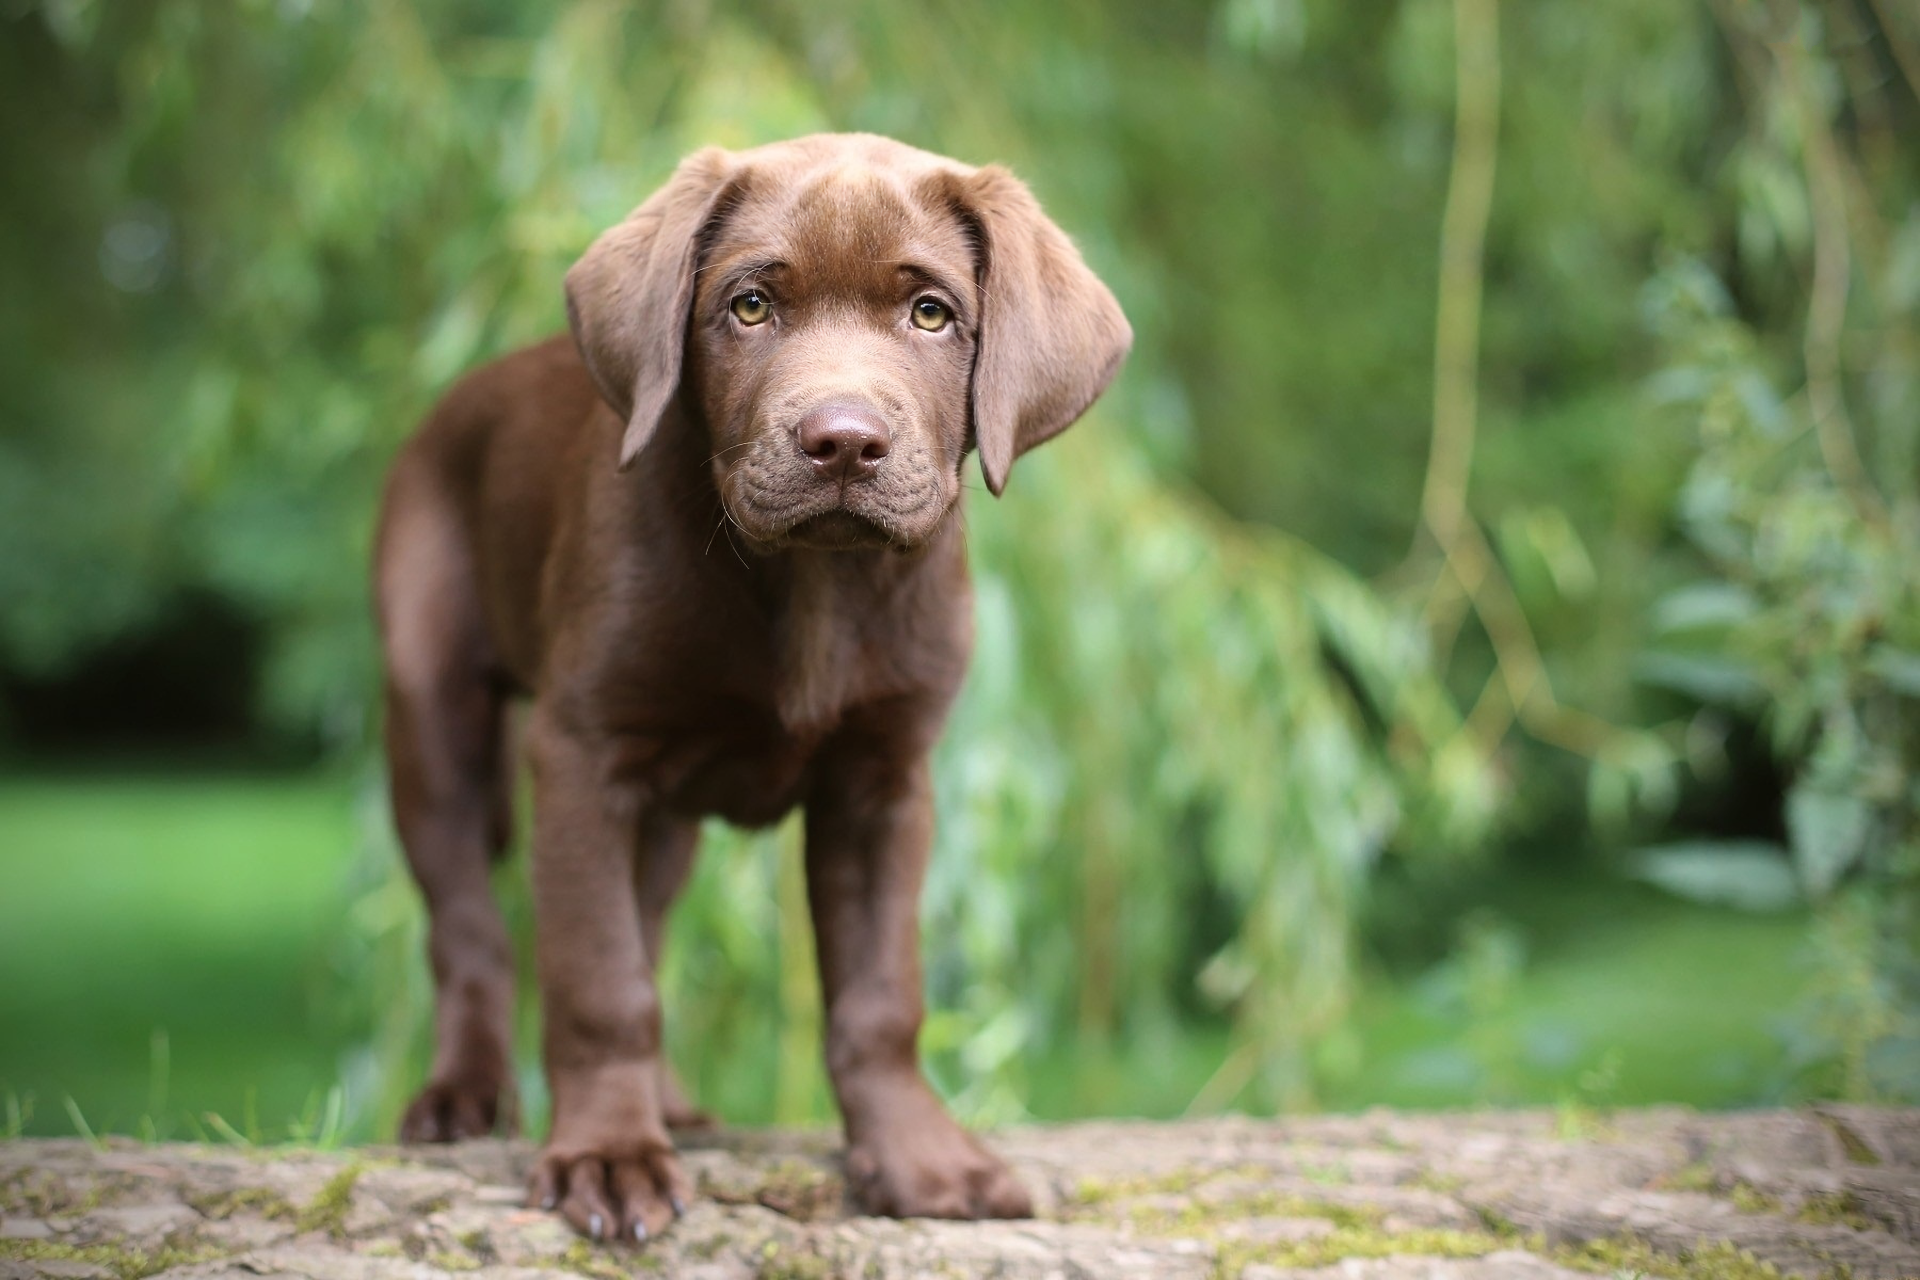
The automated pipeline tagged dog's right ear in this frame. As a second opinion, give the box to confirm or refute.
[565,147,736,470]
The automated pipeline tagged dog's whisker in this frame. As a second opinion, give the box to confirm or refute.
[719,508,751,570]
[703,440,756,467]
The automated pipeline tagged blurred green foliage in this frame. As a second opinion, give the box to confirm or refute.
[0,776,1821,1138]
[1,0,1916,1132]
[0,775,358,1139]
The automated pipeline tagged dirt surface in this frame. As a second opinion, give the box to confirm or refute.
[3,1106,1917,1278]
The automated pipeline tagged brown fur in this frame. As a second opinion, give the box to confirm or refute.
[373,133,1129,1244]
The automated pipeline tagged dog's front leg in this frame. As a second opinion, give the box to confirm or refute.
[804,740,1033,1220]
[523,707,690,1244]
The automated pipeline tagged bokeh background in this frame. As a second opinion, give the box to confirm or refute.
[2,0,1916,1144]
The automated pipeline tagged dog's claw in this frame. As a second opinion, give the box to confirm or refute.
[670,1195,686,1218]
[634,1221,648,1243]
[588,1212,604,1240]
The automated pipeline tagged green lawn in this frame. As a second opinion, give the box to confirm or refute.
[1324,868,1820,1112]
[0,773,360,1138]
[1021,869,1816,1120]
[0,773,1820,1140]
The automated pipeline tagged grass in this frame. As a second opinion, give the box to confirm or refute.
[1320,864,1818,1112]
[1025,864,1816,1118]
[0,772,357,1138]
[0,770,1822,1139]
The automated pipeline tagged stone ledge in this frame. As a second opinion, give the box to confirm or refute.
[3,1107,1916,1279]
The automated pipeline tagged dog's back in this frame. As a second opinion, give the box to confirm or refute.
[375,334,596,696]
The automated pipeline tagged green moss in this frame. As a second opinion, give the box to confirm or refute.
[1122,1188,1390,1236]
[756,1240,838,1280]
[1067,1164,1239,1206]
[1219,1226,1506,1274]
[1066,1165,1389,1238]
[1067,1173,1791,1280]
[560,1240,631,1279]
[293,1163,361,1237]
[752,1161,843,1222]
[0,1170,107,1217]
[0,1176,45,1216]
[0,1237,224,1280]
[1796,1190,1879,1232]
[555,1238,665,1277]
[446,1226,503,1268]
[687,1229,733,1260]
[1067,1170,1524,1278]
[1218,1224,1787,1280]
[1471,1205,1523,1237]
[1657,1161,1719,1193]
[427,1249,483,1271]
[188,1184,295,1220]
[1552,1234,1785,1279]
[1817,1115,1882,1166]
[1730,1182,1784,1214]
[700,1159,845,1223]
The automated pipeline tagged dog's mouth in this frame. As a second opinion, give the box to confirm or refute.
[721,449,950,553]
[783,509,900,551]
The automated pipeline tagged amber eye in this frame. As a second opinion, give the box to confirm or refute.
[731,290,772,325]
[910,297,950,332]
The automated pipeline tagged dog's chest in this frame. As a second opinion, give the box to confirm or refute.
[640,723,820,827]
[595,544,965,826]
[620,571,881,824]
[772,556,867,732]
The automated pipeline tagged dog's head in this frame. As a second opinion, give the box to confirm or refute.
[564,134,1131,551]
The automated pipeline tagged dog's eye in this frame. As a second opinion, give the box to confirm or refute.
[731,290,773,326]
[910,297,950,332]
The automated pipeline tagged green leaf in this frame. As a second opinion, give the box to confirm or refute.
[1633,651,1767,706]
[1866,647,1920,698]
[1630,841,1801,912]
[1650,582,1759,635]
[1786,785,1873,898]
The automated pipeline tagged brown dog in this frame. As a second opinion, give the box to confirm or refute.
[373,133,1129,1244]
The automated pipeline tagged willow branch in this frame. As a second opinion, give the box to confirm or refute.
[1396,0,1641,767]
[1864,0,1920,107]
[1442,522,1618,759]
[1414,0,1501,558]
[1780,32,1890,532]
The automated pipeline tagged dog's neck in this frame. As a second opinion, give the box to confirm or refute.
[659,413,958,734]
[775,549,857,733]
[770,536,947,733]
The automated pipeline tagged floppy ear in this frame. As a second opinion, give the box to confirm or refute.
[564,147,736,470]
[960,166,1132,496]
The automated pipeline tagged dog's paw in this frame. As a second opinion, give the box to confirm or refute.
[398,1075,514,1143]
[527,1142,692,1244]
[845,1108,1031,1220]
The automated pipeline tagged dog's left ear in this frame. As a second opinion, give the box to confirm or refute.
[566,147,737,470]
[954,166,1132,496]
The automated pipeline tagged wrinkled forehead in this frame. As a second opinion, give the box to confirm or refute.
[702,161,978,300]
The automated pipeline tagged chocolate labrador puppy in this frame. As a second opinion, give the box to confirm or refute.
[373,133,1130,1244]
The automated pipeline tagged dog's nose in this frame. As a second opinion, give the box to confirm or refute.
[797,404,891,481]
